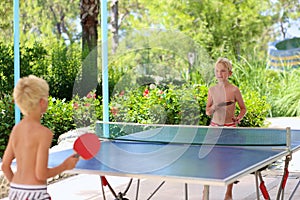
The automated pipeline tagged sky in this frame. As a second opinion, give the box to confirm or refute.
[283,19,300,39]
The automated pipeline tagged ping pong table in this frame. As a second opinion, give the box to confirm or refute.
[48,122,300,200]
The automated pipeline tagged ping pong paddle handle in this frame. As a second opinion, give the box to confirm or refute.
[73,154,80,158]
[218,101,234,107]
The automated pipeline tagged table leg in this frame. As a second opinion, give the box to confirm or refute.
[146,181,165,199]
[277,155,291,200]
[203,185,209,200]
[289,179,300,200]
[100,176,107,200]
[185,183,188,200]
[135,179,140,200]
[255,171,260,200]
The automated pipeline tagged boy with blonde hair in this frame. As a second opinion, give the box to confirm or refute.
[1,75,79,200]
[205,58,247,200]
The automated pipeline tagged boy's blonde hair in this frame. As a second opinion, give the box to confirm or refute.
[215,57,232,72]
[13,75,49,116]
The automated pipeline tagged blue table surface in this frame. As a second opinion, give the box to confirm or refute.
[48,129,300,185]
[49,142,277,176]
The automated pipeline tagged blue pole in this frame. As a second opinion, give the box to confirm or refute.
[13,0,20,124]
[101,0,109,137]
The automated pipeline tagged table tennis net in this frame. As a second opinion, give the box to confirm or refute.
[95,121,288,146]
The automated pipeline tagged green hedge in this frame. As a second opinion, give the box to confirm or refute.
[110,84,210,125]
[0,95,14,158]
[0,42,80,101]
[109,84,269,127]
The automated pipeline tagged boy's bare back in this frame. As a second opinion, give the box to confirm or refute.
[1,75,79,188]
[7,118,53,185]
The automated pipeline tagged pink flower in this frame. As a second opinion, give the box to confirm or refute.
[85,103,91,107]
[73,102,79,110]
[119,90,125,97]
[143,89,149,97]
[87,92,96,99]
[111,107,118,116]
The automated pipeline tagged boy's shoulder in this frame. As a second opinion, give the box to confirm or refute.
[208,85,218,90]
[15,120,53,135]
[208,83,240,92]
[229,84,240,91]
[37,124,53,136]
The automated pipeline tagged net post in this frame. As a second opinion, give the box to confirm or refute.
[101,0,109,138]
[286,127,291,150]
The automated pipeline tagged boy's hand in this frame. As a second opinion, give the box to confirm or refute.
[211,104,219,113]
[232,116,241,124]
[63,154,79,170]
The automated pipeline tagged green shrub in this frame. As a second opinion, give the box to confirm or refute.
[110,84,206,126]
[109,84,269,127]
[174,84,210,125]
[41,97,76,146]
[0,95,14,158]
[237,91,271,127]
[0,43,14,98]
[20,42,49,78]
[271,69,300,117]
[0,42,81,101]
[230,57,300,117]
[0,42,48,98]
[46,42,81,101]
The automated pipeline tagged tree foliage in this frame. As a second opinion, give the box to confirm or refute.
[1,0,298,59]
[1,0,80,45]
[269,0,300,39]
[0,0,13,41]
[114,0,276,60]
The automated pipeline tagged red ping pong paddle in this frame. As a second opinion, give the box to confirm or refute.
[73,133,101,160]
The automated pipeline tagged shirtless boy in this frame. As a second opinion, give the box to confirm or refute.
[205,57,247,200]
[1,75,79,200]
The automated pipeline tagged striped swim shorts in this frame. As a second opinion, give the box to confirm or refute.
[8,183,51,200]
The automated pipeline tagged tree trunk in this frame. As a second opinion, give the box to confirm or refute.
[111,0,119,54]
[77,0,99,97]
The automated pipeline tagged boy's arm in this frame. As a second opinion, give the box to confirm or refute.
[35,128,78,181]
[1,136,15,182]
[45,154,79,179]
[206,89,216,116]
[235,88,247,121]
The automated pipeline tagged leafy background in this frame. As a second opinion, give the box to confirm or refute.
[0,0,300,158]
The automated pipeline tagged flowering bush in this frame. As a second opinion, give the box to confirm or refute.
[109,84,210,125]
[72,90,102,128]
[109,83,270,127]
